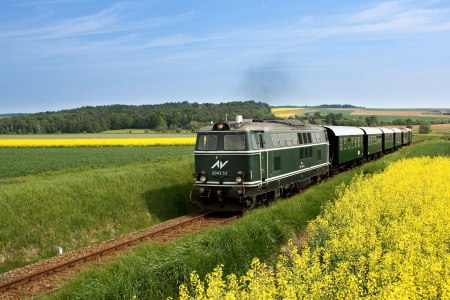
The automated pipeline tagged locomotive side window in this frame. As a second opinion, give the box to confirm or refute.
[285,133,293,147]
[302,133,308,144]
[298,133,304,144]
[251,133,259,149]
[197,134,218,150]
[271,134,279,148]
[224,134,246,150]
[278,134,286,147]
[274,156,281,171]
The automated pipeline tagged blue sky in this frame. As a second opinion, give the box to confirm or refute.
[1,0,449,113]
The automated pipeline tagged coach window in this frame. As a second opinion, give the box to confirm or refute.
[197,134,217,150]
[224,134,246,150]
[307,133,312,143]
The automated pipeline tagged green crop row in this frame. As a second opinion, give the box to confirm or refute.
[46,140,449,300]
[0,146,192,180]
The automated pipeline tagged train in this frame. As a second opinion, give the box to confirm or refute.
[191,115,412,211]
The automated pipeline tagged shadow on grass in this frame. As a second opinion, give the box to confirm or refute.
[143,182,198,221]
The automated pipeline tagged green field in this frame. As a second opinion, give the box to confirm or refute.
[0,147,197,272]
[0,146,192,180]
[45,139,449,300]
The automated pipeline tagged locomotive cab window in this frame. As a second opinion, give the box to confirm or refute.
[251,133,259,149]
[224,134,246,150]
[197,134,218,150]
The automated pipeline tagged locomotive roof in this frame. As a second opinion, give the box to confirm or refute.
[379,128,395,134]
[322,125,365,136]
[359,127,383,134]
[199,119,324,132]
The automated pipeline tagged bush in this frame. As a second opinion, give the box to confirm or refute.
[419,122,431,133]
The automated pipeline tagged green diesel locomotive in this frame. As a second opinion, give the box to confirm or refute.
[192,116,330,211]
[191,116,412,211]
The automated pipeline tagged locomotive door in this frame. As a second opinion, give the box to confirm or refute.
[257,133,267,181]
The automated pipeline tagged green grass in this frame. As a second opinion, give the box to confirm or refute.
[0,155,197,273]
[413,133,450,142]
[47,140,449,300]
[0,146,193,180]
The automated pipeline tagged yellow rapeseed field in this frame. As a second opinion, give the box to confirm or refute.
[178,157,450,299]
[271,107,306,118]
[0,137,196,147]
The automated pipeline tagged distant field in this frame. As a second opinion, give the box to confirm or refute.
[0,135,196,147]
[271,107,449,122]
[0,133,196,139]
[272,107,314,117]
[393,123,450,134]
[0,146,193,179]
[350,108,450,118]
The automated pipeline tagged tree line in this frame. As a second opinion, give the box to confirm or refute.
[0,101,272,134]
[296,112,445,131]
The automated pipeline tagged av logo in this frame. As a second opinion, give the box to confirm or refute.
[211,160,228,169]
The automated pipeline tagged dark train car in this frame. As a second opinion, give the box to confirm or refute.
[379,128,395,152]
[359,127,383,157]
[391,128,402,148]
[402,128,413,145]
[191,117,330,211]
[323,126,364,166]
[400,128,409,146]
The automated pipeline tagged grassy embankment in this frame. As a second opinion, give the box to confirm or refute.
[48,139,449,300]
[0,147,196,272]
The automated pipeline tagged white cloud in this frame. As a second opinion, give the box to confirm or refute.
[355,1,404,21]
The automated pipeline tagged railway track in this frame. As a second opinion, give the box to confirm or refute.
[0,211,239,299]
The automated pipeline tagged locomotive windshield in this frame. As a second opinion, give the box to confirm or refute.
[224,134,246,150]
[196,133,247,151]
[197,134,218,150]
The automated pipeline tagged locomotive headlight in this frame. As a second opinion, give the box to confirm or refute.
[199,171,207,183]
[236,171,244,184]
